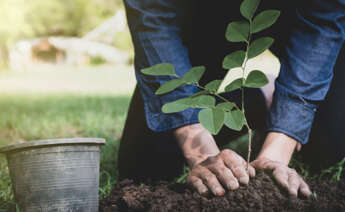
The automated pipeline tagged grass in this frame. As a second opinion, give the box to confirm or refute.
[0,93,131,210]
[0,64,136,210]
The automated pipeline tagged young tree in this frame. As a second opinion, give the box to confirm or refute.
[141,0,280,166]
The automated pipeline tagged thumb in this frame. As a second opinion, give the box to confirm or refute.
[250,158,270,169]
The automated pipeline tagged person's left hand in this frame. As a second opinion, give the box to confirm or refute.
[251,157,311,197]
[252,132,311,198]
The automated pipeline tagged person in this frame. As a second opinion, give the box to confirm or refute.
[118,0,345,197]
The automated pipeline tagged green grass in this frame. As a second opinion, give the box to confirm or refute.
[0,93,131,210]
[0,64,136,210]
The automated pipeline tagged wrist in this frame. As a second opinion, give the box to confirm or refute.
[174,123,220,167]
[257,132,299,165]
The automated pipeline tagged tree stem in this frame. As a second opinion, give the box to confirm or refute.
[247,128,253,170]
[242,20,253,170]
[197,17,254,169]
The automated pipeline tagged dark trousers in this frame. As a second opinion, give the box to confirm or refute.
[118,1,345,181]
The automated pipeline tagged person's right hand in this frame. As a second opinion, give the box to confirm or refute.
[174,123,255,196]
[186,149,255,196]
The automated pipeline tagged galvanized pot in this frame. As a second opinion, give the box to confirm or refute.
[0,138,105,212]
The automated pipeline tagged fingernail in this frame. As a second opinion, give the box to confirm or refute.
[239,176,249,185]
[228,181,239,190]
[201,188,208,195]
[215,188,225,196]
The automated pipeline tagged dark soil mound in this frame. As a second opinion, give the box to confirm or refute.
[99,171,345,212]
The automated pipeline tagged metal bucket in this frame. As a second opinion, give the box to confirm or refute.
[0,138,105,212]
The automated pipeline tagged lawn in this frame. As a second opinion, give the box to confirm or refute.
[0,64,135,211]
[0,94,132,210]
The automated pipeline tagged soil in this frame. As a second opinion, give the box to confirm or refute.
[99,171,345,212]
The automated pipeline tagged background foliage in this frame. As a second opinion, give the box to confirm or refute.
[0,0,128,67]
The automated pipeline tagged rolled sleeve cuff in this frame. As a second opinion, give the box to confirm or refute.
[144,96,201,132]
[266,83,318,144]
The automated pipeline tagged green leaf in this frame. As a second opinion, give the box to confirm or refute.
[244,70,269,88]
[198,108,225,135]
[189,95,216,108]
[141,63,176,76]
[223,50,246,69]
[224,110,244,131]
[225,21,250,42]
[155,79,184,95]
[162,98,191,113]
[161,95,216,113]
[190,90,209,98]
[205,80,222,93]
[216,102,236,112]
[224,78,243,92]
[252,10,280,33]
[240,0,261,20]
[183,66,205,84]
[247,37,274,58]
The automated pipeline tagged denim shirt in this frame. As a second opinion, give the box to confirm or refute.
[124,0,345,144]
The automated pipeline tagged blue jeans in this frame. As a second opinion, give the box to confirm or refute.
[118,44,345,181]
[118,0,345,181]
[124,0,344,144]
[302,44,345,169]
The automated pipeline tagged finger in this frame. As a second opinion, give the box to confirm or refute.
[273,167,289,189]
[299,177,312,197]
[196,167,225,196]
[209,163,239,190]
[247,164,256,178]
[287,171,300,197]
[187,175,209,195]
[222,150,249,185]
[231,166,249,185]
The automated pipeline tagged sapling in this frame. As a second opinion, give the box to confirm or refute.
[141,0,280,167]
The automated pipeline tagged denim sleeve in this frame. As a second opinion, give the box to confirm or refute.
[267,0,345,144]
[124,0,200,132]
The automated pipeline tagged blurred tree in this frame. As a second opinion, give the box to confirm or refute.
[0,0,125,67]
[26,0,123,37]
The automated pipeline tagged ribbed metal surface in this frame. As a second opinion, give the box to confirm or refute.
[5,141,104,212]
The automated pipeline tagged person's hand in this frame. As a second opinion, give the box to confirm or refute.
[253,132,311,197]
[186,149,255,196]
[251,157,311,197]
[174,124,255,196]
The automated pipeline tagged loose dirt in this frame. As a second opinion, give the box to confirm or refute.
[100,171,345,212]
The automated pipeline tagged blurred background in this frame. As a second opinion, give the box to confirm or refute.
[0,0,136,94]
[0,0,137,210]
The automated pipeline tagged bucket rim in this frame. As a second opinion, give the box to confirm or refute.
[0,138,106,154]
